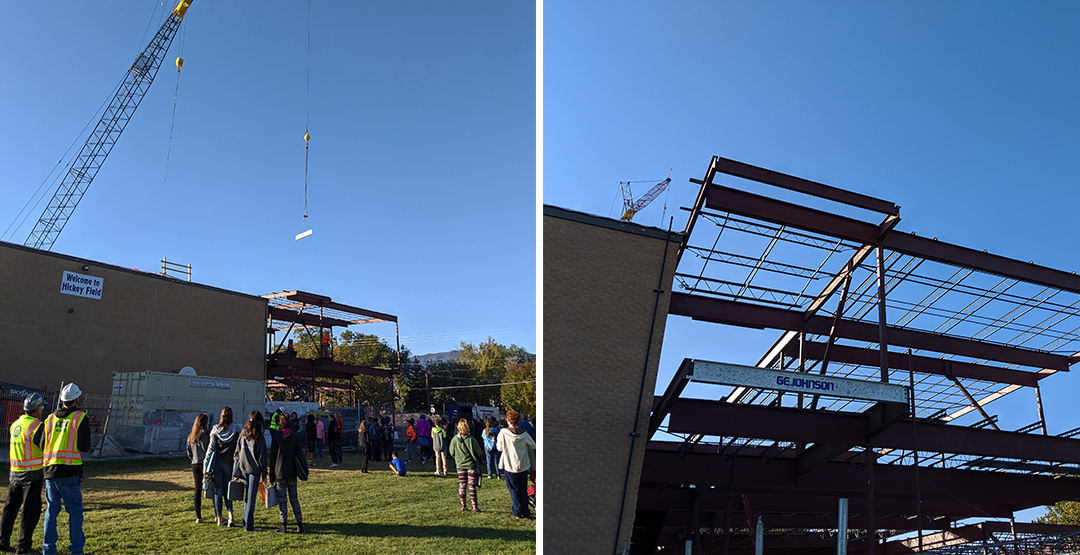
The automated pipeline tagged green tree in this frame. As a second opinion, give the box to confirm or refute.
[501,359,536,416]
[1037,502,1080,525]
[284,330,410,412]
[456,338,533,407]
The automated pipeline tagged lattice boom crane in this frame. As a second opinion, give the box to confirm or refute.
[620,177,672,222]
[24,0,194,251]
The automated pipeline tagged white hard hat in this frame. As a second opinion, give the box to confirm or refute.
[60,383,83,402]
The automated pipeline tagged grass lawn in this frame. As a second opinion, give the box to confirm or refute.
[0,451,535,555]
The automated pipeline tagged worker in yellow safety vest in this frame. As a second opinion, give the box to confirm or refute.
[0,393,46,555]
[42,384,89,555]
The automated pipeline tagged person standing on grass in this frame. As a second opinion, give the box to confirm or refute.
[497,409,536,520]
[431,418,449,476]
[237,411,267,532]
[1,393,46,555]
[389,451,406,476]
[185,413,210,524]
[449,419,483,513]
[368,417,382,463]
[314,415,325,466]
[327,413,341,468]
[335,413,345,464]
[357,420,371,474]
[404,418,418,464]
[483,417,502,480]
[42,383,90,555]
[381,416,395,462]
[416,414,432,464]
[305,414,317,467]
[208,406,241,527]
[269,414,305,534]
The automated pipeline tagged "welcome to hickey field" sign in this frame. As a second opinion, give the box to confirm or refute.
[60,271,104,300]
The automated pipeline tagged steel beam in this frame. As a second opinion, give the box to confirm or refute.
[636,488,1014,521]
[663,398,1080,463]
[782,341,1042,387]
[710,156,900,215]
[698,183,1080,294]
[640,448,1080,506]
[649,358,692,438]
[669,292,1070,370]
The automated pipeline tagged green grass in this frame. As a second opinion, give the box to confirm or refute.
[1,452,535,554]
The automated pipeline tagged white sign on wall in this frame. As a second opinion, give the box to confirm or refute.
[60,271,103,300]
[191,378,231,389]
[689,360,909,404]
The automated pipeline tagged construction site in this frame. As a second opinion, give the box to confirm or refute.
[546,155,1080,554]
[0,1,532,458]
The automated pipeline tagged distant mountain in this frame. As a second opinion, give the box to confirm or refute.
[413,350,462,365]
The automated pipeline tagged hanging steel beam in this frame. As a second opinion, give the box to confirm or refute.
[669,292,1071,370]
[695,183,1080,294]
[781,342,1042,387]
[663,398,1080,464]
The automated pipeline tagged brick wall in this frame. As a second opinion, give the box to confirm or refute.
[543,206,681,554]
[0,242,267,397]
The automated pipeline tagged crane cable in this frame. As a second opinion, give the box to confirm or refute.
[164,25,186,182]
[303,0,311,220]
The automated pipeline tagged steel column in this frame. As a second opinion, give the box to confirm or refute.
[876,246,889,383]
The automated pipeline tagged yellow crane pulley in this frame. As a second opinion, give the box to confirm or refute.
[175,57,184,72]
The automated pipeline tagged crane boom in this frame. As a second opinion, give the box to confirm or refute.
[620,177,671,222]
[24,0,193,251]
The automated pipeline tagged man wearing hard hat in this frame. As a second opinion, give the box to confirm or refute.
[0,393,46,555]
[41,384,89,555]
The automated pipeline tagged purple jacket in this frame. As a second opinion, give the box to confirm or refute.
[416,417,432,438]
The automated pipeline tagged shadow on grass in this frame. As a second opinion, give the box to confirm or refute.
[84,478,185,493]
[307,522,534,542]
[86,502,149,511]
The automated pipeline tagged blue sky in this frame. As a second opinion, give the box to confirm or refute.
[0,1,535,355]
[546,1,1080,521]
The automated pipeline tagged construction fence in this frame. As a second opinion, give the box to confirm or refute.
[0,388,419,459]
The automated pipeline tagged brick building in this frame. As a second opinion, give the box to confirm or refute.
[544,205,682,554]
[0,241,267,398]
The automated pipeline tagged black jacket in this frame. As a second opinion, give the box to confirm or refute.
[43,406,92,480]
[270,429,302,482]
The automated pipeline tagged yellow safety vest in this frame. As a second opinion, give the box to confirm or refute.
[9,414,44,472]
[43,411,86,467]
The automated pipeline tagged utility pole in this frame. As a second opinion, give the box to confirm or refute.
[424,361,431,413]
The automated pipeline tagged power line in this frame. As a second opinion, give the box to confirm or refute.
[429,380,535,390]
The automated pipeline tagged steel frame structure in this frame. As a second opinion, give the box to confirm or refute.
[264,290,400,405]
[638,156,1080,554]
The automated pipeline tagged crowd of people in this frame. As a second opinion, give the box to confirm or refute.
[2,392,537,554]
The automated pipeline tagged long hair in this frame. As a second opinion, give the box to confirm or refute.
[358,420,367,434]
[457,418,470,436]
[188,413,208,445]
[241,410,263,441]
[217,407,233,430]
[485,416,497,438]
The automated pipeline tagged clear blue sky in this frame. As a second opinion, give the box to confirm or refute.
[546,2,1080,521]
[0,1,535,355]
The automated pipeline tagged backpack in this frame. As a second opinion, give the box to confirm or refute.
[382,424,394,443]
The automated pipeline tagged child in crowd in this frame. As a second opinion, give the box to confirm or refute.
[389,451,407,476]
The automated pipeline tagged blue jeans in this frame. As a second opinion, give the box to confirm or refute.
[315,439,323,459]
[505,470,530,518]
[43,476,84,555]
[243,474,260,530]
[405,441,418,462]
[212,461,233,518]
[486,449,502,478]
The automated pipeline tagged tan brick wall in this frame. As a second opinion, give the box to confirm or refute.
[543,211,680,554]
[0,243,267,397]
